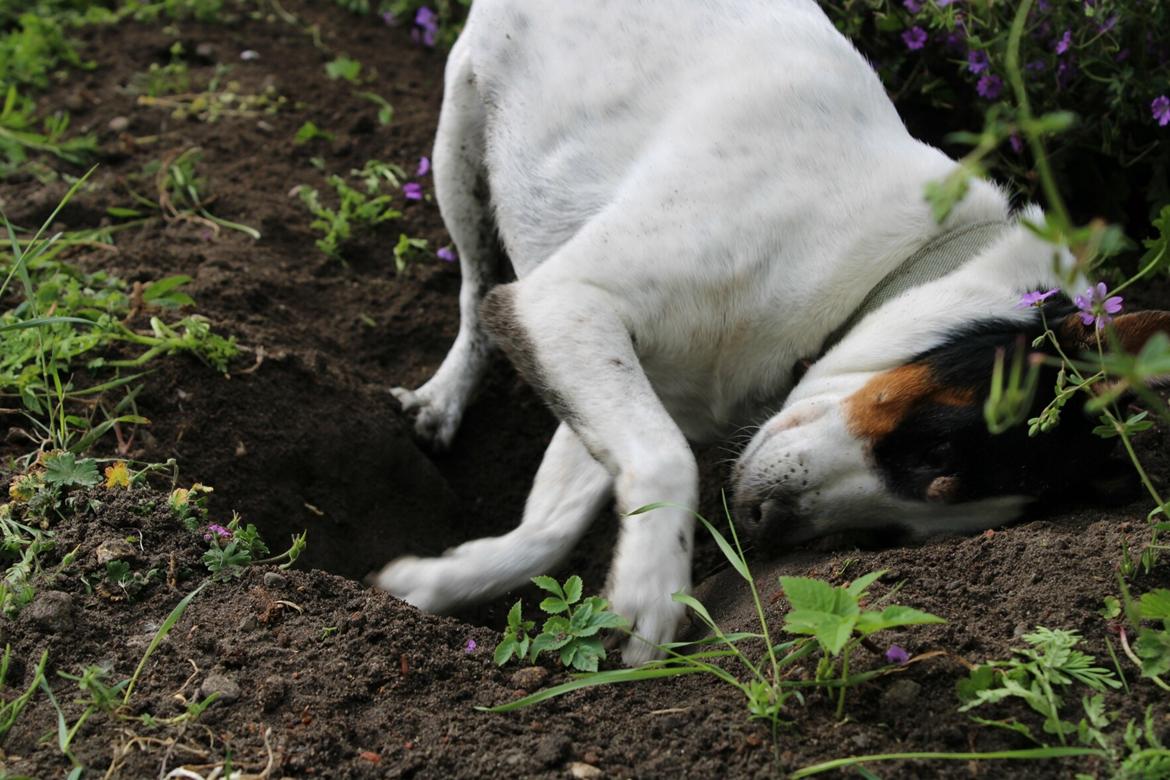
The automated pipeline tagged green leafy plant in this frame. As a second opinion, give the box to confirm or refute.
[488,503,942,730]
[957,627,1121,744]
[357,91,394,125]
[493,576,625,672]
[324,55,361,83]
[294,120,334,145]
[297,171,402,261]
[104,559,159,600]
[0,646,48,739]
[392,233,428,274]
[202,513,306,576]
[781,571,944,718]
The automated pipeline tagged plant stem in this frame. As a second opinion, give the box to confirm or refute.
[791,747,1107,778]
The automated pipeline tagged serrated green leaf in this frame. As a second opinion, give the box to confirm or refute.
[783,609,856,656]
[855,605,946,636]
[1138,590,1170,621]
[780,576,858,616]
[42,452,101,487]
[562,575,582,605]
[1135,628,1170,678]
[539,597,568,614]
[531,575,563,599]
[493,636,517,666]
[845,570,886,599]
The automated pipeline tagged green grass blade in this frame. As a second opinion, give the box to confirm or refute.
[478,665,707,713]
[123,580,208,705]
[790,747,1106,778]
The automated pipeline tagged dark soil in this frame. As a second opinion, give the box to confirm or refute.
[2,3,1169,778]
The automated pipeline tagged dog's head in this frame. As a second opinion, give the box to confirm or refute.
[732,300,1170,549]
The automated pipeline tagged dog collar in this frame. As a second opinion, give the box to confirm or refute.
[818,219,1010,358]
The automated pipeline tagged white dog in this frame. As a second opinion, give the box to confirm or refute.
[377,0,1162,664]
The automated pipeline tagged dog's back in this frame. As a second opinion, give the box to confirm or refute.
[460,0,947,276]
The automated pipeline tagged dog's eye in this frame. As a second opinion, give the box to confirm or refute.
[922,441,954,470]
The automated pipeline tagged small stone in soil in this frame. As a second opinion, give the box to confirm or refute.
[108,116,130,132]
[200,671,242,704]
[509,666,550,691]
[25,591,75,632]
[95,539,137,565]
[879,679,921,713]
[263,571,287,588]
[569,762,603,779]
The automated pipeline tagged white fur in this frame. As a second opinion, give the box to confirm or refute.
[377,0,1069,664]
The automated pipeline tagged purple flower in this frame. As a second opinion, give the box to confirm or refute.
[1098,15,1118,34]
[935,0,955,6]
[203,523,232,542]
[967,49,989,74]
[1016,288,1059,309]
[902,26,927,51]
[1074,282,1124,329]
[437,246,457,263]
[903,0,922,12]
[1009,134,1024,154]
[464,638,477,653]
[976,74,1003,100]
[1056,59,1077,90]
[403,182,423,201]
[417,156,431,177]
[885,645,910,665]
[412,6,439,47]
[1153,96,1170,127]
[1055,30,1072,55]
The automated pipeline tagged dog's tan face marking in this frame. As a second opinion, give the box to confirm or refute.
[844,363,975,443]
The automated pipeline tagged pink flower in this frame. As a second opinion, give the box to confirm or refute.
[1153,96,1170,127]
[885,645,910,665]
[403,182,423,201]
[203,524,232,542]
[902,26,927,51]
[977,74,1003,100]
[1017,288,1059,309]
[1074,282,1123,329]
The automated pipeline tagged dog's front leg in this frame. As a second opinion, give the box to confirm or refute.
[482,276,696,666]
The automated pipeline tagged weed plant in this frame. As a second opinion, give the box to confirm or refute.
[489,503,943,733]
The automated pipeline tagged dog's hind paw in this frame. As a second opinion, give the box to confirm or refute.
[390,385,462,451]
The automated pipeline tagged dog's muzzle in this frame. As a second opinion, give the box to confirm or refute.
[730,484,817,552]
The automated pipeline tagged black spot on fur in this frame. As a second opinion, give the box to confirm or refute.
[480,284,581,428]
[873,298,1115,504]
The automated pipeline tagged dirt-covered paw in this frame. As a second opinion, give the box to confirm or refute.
[390,386,461,450]
[606,583,688,667]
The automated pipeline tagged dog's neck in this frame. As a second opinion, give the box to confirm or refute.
[788,209,1076,406]
[819,219,1010,356]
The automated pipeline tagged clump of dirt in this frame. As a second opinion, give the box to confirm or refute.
[2,1,1170,777]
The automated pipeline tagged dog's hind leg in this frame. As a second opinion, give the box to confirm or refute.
[374,422,613,610]
[391,38,503,450]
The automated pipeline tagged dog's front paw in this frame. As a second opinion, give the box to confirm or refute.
[391,385,463,450]
[607,577,690,667]
[373,555,454,613]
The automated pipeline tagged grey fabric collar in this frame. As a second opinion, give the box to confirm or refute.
[817,219,1009,358]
